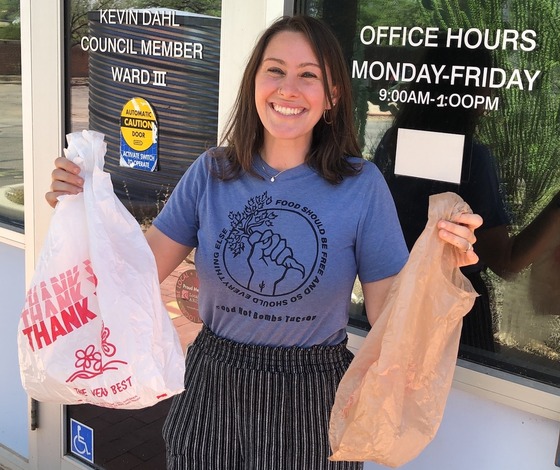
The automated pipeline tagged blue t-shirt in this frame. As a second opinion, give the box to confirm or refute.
[153,150,408,347]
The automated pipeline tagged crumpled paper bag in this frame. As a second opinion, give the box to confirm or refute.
[329,192,478,467]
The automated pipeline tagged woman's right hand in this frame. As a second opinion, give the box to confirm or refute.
[45,157,84,208]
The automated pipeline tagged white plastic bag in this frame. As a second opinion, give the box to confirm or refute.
[18,130,185,409]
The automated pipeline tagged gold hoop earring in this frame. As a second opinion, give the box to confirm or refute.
[323,109,333,125]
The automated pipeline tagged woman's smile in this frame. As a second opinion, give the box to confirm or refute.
[272,103,305,116]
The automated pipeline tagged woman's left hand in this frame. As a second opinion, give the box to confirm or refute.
[437,213,483,267]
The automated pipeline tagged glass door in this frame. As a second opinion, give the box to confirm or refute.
[62,0,220,467]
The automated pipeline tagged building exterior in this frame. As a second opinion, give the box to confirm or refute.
[0,0,559,469]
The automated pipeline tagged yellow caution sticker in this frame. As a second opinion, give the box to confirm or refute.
[119,97,159,171]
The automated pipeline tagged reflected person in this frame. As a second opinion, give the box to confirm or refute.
[373,43,560,352]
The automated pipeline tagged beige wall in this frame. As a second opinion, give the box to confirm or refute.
[217,0,286,139]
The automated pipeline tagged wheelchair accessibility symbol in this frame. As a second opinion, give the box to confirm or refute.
[70,419,94,463]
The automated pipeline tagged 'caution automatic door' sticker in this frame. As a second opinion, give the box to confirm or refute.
[120,97,158,171]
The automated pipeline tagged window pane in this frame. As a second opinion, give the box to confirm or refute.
[299,0,560,388]
[0,0,23,232]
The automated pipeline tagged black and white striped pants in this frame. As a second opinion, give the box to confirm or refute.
[163,326,363,470]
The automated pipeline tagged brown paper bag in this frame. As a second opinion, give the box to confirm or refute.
[329,192,478,467]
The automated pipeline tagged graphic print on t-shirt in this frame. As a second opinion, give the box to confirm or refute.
[212,191,328,310]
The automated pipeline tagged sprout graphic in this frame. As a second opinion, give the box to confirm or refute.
[227,192,305,294]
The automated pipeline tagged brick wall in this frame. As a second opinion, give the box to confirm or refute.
[70,45,89,78]
[0,41,89,78]
[0,40,20,76]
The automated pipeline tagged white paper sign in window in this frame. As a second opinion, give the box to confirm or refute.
[395,128,465,184]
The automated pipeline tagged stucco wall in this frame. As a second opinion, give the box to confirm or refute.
[0,242,27,459]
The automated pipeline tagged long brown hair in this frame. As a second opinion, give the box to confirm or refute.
[215,15,362,184]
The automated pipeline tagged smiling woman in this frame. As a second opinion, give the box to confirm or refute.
[254,30,333,165]
[218,14,363,185]
[49,11,482,470]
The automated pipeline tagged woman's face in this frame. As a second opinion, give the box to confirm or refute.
[255,30,334,151]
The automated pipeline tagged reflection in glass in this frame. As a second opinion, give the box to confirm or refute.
[374,42,509,354]
[0,0,23,232]
[300,0,560,387]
